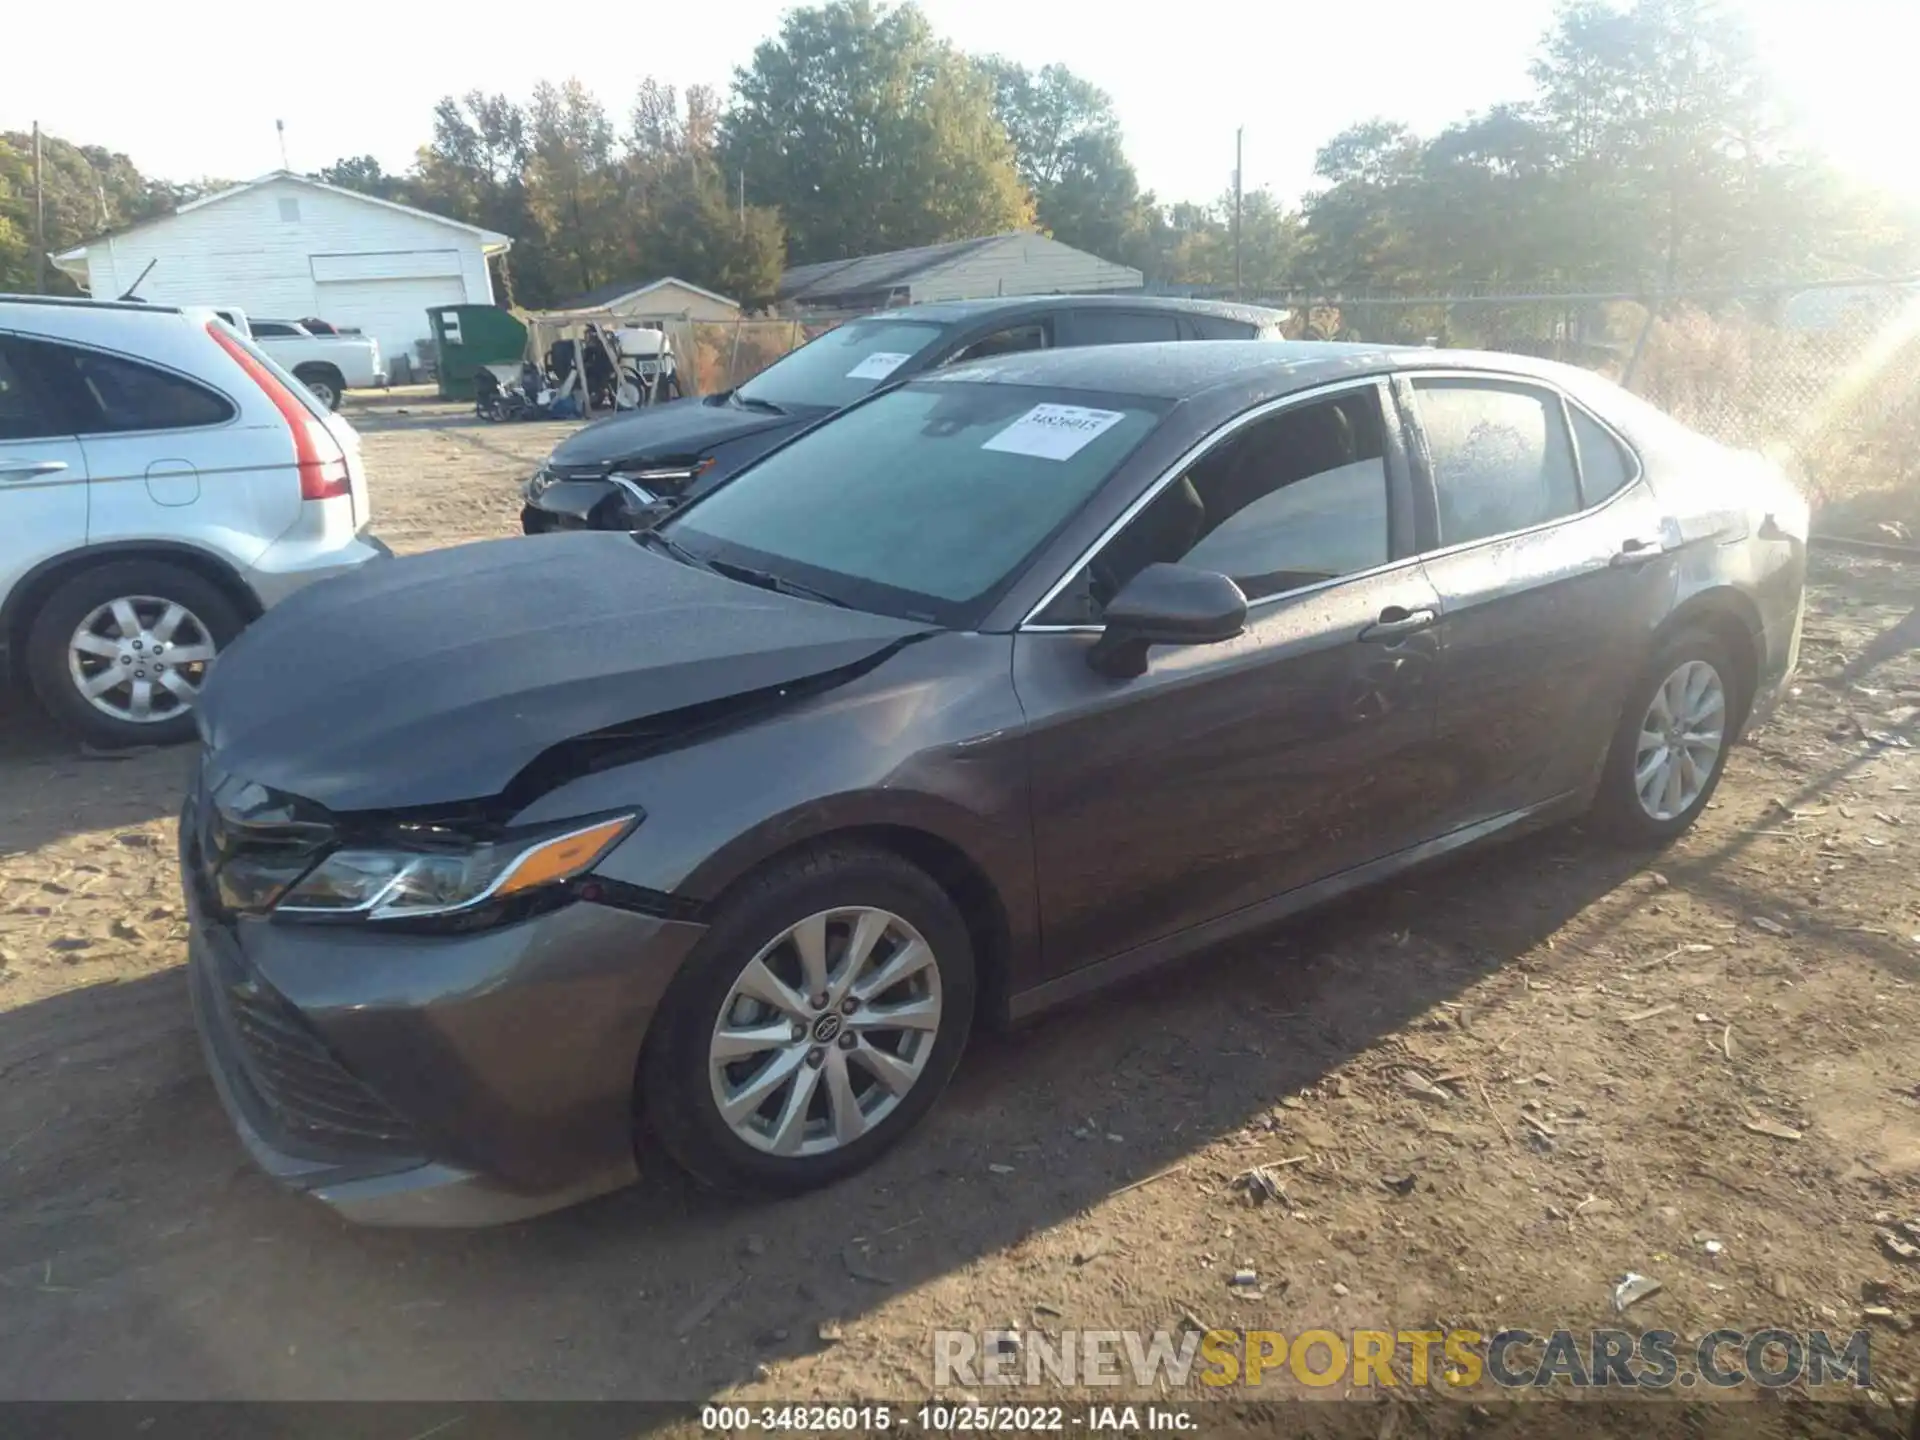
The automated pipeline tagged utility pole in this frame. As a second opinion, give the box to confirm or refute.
[32,121,46,295]
[1232,127,1244,300]
[738,170,745,229]
[275,119,290,171]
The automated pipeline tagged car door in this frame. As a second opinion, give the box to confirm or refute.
[34,339,287,567]
[1012,379,1448,982]
[1053,309,1184,348]
[1398,371,1668,829]
[0,335,90,600]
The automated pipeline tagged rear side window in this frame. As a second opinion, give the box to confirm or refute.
[250,320,301,338]
[1412,378,1580,547]
[1571,405,1634,503]
[1184,314,1258,340]
[1063,311,1182,345]
[0,342,69,440]
[38,344,236,434]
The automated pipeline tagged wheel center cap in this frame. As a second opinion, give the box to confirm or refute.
[812,1014,843,1043]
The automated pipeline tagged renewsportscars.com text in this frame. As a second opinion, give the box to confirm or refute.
[933,1326,1873,1391]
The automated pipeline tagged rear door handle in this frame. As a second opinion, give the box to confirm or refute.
[1611,536,1664,567]
[1359,605,1437,643]
[0,459,69,481]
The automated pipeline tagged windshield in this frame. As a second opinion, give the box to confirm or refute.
[663,381,1168,625]
[733,319,946,411]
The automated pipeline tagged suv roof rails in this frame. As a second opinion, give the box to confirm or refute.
[0,294,185,315]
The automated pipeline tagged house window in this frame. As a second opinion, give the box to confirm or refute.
[278,198,301,222]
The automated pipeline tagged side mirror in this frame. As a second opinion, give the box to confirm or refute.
[1087,563,1248,679]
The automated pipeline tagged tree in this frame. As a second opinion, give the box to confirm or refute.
[526,79,620,297]
[312,155,408,202]
[412,91,543,302]
[981,59,1148,262]
[722,1,1031,263]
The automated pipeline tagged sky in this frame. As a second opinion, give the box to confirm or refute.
[5,0,1916,209]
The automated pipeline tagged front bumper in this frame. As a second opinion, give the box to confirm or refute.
[185,879,706,1226]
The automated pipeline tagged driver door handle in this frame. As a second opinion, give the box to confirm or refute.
[1359,605,1437,643]
[1611,536,1665,567]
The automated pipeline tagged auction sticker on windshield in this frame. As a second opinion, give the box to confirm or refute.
[982,404,1128,461]
[845,352,911,381]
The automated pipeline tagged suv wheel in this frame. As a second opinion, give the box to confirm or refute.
[643,843,976,1194]
[25,560,242,747]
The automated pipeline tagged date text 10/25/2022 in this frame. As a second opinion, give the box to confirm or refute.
[700,1405,1195,1432]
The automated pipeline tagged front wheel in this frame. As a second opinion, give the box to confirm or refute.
[1591,627,1742,844]
[642,844,976,1194]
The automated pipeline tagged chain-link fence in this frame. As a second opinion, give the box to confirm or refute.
[1269,280,1920,539]
[683,317,847,394]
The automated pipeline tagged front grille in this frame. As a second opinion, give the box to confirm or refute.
[220,972,419,1154]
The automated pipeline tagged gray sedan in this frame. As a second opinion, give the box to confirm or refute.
[181,341,1806,1223]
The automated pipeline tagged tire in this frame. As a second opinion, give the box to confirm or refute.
[642,842,977,1195]
[24,560,244,748]
[1590,626,1743,845]
[293,366,342,410]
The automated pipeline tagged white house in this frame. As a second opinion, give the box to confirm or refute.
[558,275,741,322]
[52,172,512,365]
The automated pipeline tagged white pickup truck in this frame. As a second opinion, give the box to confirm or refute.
[210,309,386,409]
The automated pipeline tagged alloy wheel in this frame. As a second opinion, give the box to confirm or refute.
[708,907,943,1157]
[1633,658,1726,822]
[66,595,218,725]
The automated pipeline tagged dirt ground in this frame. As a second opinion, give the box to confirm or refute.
[2,390,1918,1425]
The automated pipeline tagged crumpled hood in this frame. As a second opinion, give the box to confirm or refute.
[547,395,807,470]
[197,533,930,812]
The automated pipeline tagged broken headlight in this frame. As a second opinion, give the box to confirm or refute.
[275,815,634,922]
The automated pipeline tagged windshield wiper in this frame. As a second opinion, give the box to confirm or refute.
[634,528,715,571]
[730,392,787,415]
[706,557,851,609]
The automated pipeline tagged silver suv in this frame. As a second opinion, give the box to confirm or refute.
[0,296,387,746]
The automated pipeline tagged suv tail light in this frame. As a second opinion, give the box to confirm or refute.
[206,321,351,501]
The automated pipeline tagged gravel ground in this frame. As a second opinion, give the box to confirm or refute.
[1,393,1916,1424]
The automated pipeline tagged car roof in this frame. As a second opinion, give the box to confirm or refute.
[918,339,1592,402]
[0,293,183,316]
[848,294,1288,327]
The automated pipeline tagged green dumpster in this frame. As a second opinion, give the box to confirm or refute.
[428,305,528,400]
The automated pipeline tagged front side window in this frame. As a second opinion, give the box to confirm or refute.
[1042,389,1391,622]
[0,342,69,440]
[40,344,236,434]
[732,318,945,412]
[1413,378,1579,547]
[665,381,1166,625]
